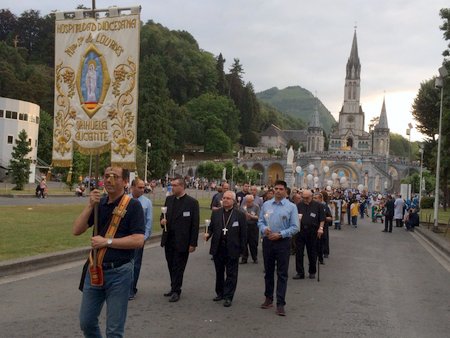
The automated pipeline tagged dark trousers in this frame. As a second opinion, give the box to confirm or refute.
[242,223,259,261]
[213,244,239,300]
[385,217,393,232]
[347,206,351,224]
[130,246,144,296]
[323,225,330,256]
[395,218,403,227]
[317,226,329,262]
[164,237,189,295]
[262,237,290,306]
[295,230,317,275]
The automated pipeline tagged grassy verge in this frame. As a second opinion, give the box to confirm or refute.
[419,208,450,242]
[0,203,213,261]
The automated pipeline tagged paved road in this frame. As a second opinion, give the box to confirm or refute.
[1,217,449,338]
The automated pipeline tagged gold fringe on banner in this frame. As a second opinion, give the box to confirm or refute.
[74,141,111,156]
[66,167,73,183]
[52,159,73,168]
[111,161,136,170]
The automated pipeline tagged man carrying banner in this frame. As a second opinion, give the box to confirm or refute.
[73,166,145,338]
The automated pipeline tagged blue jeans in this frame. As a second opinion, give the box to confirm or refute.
[130,247,143,296]
[79,261,133,338]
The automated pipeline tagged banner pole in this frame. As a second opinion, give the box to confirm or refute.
[93,154,99,266]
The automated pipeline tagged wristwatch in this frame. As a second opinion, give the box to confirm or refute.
[107,238,113,247]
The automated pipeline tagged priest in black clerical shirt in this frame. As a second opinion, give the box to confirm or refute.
[205,190,247,307]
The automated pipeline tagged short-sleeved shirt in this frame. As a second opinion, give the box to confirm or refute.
[297,200,325,231]
[88,194,145,263]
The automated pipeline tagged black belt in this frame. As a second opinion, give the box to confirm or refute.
[102,259,130,270]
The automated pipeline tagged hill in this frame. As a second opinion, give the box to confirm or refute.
[256,86,336,134]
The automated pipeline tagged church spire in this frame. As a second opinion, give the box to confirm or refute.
[346,29,361,80]
[376,96,389,129]
[309,98,322,129]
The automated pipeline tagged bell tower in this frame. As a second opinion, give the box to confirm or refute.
[338,29,365,138]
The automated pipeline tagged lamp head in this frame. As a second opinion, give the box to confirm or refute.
[438,66,448,78]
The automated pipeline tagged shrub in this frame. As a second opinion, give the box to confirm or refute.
[420,196,434,209]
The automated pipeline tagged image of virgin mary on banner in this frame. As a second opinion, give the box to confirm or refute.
[52,7,140,169]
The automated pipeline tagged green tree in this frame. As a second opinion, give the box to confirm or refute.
[215,53,227,95]
[197,161,223,180]
[205,128,232,154]
[239,82,261,147]
[412,79,441,141]
[37,110,53,165]
[9,129,32,190]
[0,9,17,42]
[185,93,240,147]
[138,55,175,178]
[227,58,244,105]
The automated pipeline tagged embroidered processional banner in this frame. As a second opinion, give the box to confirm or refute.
[52,10,140,169]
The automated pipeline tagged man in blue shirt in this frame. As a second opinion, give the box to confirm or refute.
[129,178,153,300]
[258,180,299,316]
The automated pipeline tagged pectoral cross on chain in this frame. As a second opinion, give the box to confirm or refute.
[222,227,228,235]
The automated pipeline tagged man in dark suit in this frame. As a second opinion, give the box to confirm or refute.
[383,195,395,233]
[160,177,200,302]
[205,191,247,307]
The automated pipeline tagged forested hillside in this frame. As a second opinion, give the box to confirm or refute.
[256,86,336,133]
[0,9,306,176]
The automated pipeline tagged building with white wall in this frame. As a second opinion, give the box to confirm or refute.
[0,97,40,183]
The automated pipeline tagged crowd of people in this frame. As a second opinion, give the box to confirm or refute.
[72,166,421,337]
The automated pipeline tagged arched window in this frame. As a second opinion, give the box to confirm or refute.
[346,137,353,148]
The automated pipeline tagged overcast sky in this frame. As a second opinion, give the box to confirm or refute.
[3,0,449,141]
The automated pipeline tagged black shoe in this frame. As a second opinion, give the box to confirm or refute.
[223,299,232,307]
[239,259,247,264]
[319,260,324,265]
[309,274,316,279]
[213,295,223,302]
[293,274,305,280]
[253,259,258,264]
[128,294,135,301]
[261,297,273,309]
[276,305,286,316]
[163,291,173,297]
[169,293,180,302]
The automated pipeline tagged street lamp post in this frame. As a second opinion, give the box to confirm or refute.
[406,123,413,200]
[144,139,151,183]
[231,166,235,189]
[433,65,448,229]
[181,154,185,176]
[171,159,177,178]
[418,145,424,207]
